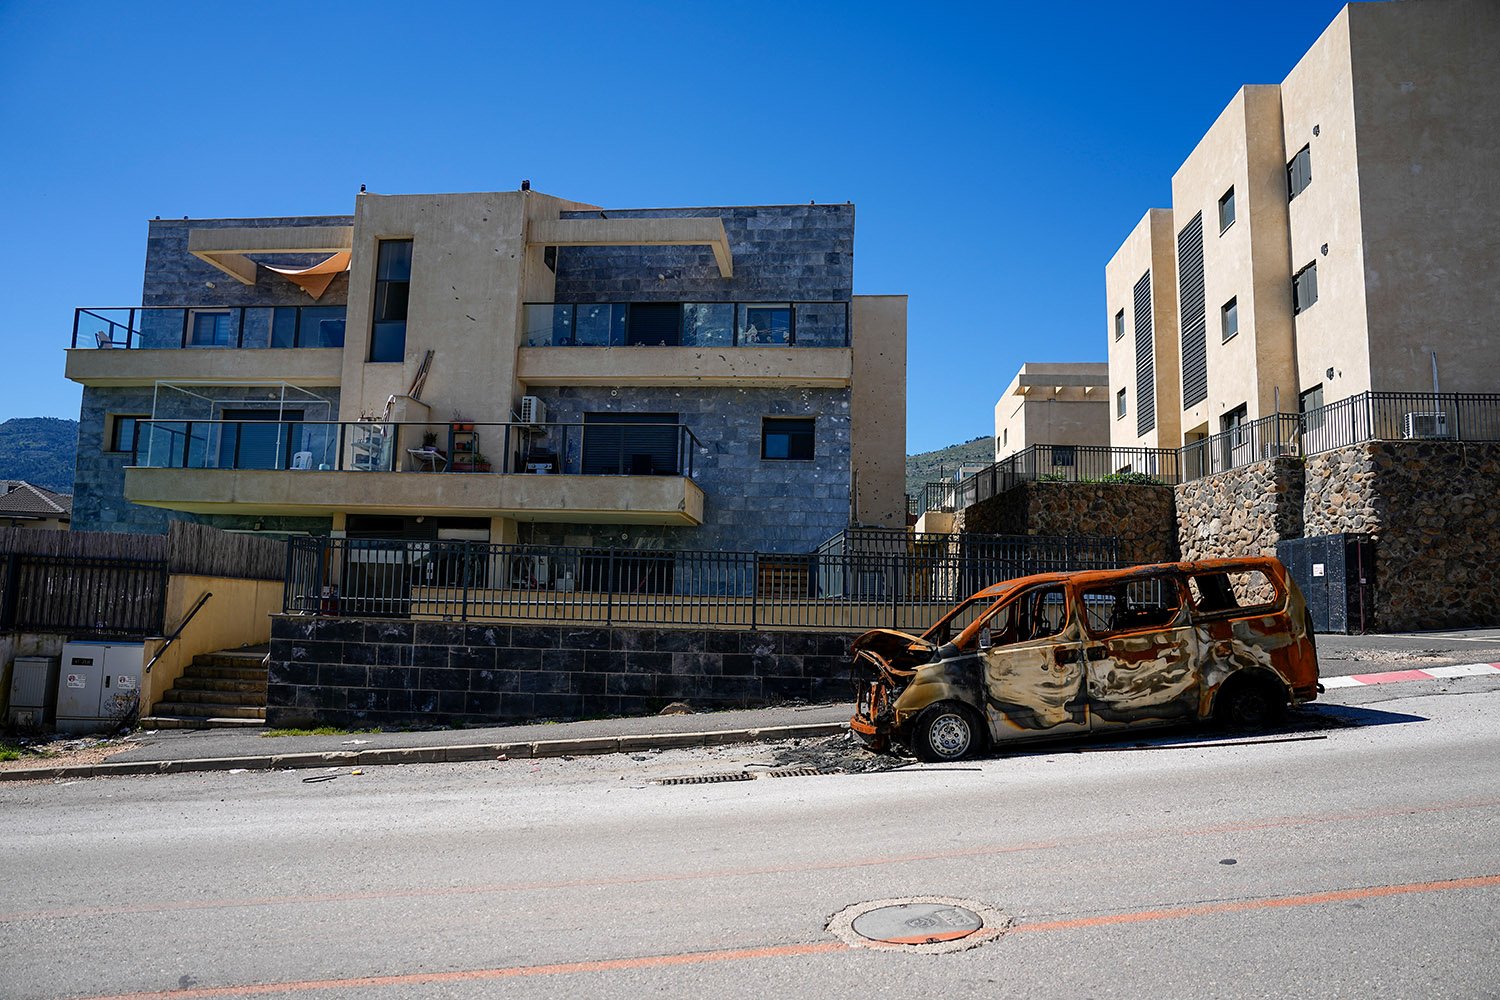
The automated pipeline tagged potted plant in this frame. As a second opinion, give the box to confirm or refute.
[421,431,439,450]
[450,411,475,433]
[471,452,492,473]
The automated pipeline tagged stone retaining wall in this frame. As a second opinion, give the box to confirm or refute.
[1304,442,1500,630]
[958,482,1177,565]
[267,616,856,729]
[1174,457,1305,562]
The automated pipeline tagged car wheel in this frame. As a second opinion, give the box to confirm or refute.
[1217,676,1286,731]
[912,702,985,762]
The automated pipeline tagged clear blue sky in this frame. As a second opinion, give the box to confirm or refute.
[0,0,1349,454]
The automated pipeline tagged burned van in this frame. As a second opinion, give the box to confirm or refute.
[849,557,1320,761]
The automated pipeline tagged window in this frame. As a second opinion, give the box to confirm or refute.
[1080,575,1184,635]
[108,415,146,454]
[1221,297,1239,341]
[978,586,1068,647]
[1002,428,1008,447]
[187,310,233,347]
[271,306,347,349]
[762,417,814,460]
[1293,262,1319,314]
[1188,568,1280,616]
[582,412,680,475]
[1300,384,1325,432]
[369,239,412,362]
[1221,403,1248,445]
[739,304,792,345]
[1218,187,1236,232]
[1114,309,1125,341]
[626,303,681,347]
[1287,145,1312,200]
[1117,387,1127,419]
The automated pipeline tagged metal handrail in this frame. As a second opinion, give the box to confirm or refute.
[71,304,348,350]
[144,590,213,674]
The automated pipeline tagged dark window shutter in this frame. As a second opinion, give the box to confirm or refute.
[1133,270,1156,436]
[583,412,680,475]
[1177,212,1208,408]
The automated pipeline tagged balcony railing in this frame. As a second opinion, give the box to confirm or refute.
[130,420,702,479]
[522,301,849,348]
[72,305,347,350]
[915,391,1500,514]
[284,534,1119,629]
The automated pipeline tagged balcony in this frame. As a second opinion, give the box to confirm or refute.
[65,306,346,387]
[122,419,705,525]
[519,301,852,388]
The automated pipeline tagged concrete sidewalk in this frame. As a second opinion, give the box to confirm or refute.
[0,703,853,782]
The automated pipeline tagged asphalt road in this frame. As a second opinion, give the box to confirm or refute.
[4,675,1499,999]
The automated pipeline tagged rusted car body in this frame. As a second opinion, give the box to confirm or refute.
[849,557,1320,761]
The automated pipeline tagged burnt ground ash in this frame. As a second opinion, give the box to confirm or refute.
[770,731,916,774]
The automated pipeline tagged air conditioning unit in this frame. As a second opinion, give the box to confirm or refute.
[1402,411,1451,439]
[1262,442,1295,458]
[518,395,546,427]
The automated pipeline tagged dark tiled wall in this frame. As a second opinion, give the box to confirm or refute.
[267,616,855,729]
[553,205,854,303]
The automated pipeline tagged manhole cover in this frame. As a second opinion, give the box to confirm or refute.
[827,896,1009,954]
[851,902,983,944]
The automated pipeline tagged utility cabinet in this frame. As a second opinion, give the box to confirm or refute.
[8,656,61,727]
[1276,534,1376,634]
[56,641,145,734]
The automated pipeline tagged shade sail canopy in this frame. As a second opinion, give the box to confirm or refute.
[263,252,351,300]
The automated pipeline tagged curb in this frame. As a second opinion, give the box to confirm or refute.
[0,721,849,782]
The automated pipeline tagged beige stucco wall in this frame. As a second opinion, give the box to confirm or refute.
[1347,0,1500,395]
[339,190,592,426]
[1171,85,1297,437]
[65,348,344,388]
[1105,210,1181,449]
[139,574,281,717]
[994,363,1109,459]
[850,295,907,528]
[1280,6,1371,402]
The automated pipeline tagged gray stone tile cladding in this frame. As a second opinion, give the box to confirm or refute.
[553,204,853,303]
[267,614,857,730]
[522,386,852,554]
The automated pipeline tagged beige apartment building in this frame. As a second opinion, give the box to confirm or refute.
[1107,0,1500,452]
[993,362,1110,461]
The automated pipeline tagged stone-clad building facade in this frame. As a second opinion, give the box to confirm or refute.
[64,190,907,556]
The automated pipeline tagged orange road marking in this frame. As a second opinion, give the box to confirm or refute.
[63,874,1500,1000]
[10,795,1500,925]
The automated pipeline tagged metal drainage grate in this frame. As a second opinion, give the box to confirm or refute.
[653,771,755,786]
[762,767,825,779]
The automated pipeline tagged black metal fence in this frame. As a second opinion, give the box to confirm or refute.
[916,392,1500,515]
[0,553,168,638]
[285,535,1119,631]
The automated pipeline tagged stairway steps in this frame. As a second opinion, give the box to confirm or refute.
[171,676,266,694]
[140,715,265,730]
[150,701,266,720]
[182,665,267,682]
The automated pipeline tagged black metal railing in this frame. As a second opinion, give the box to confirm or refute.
[914,392,1500,515]
[0,553,168,638]
[1300,391,1500,455]
[71,305,347,350]
[522,301,850,348]
[285,535,1119,630]
[132,420,702,479]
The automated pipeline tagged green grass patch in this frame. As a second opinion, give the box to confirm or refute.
[0,743,24,762]
[260,726,378,738]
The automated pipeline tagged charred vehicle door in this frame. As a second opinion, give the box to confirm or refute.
[1076,572,1200,730]
[975,584,1090,741]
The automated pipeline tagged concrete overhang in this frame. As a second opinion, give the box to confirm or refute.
[528,218,733,278]
[188,226,354,286]
[517,346,852,388]
[124,468,705,525]
[65,348,344,387]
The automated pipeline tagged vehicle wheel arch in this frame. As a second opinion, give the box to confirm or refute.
[908,699,989,762]
[1210,667,1290,728]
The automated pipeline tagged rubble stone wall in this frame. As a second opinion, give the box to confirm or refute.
[1304,441,1500,630]
[266,616,856,730]
[958,482,1177,565]
[1174,457,1305,562]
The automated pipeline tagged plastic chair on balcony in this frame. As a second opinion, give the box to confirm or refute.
[291,451,313,470]
[95,330,123,349]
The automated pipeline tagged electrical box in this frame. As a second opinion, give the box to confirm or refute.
[9,656,61,728]
[56,642,145,735]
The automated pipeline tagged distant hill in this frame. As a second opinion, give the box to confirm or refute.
[0,417,78,494]
[905,435,994,496]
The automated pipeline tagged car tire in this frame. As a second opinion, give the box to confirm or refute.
[1216,675,1287,731]
[911,702,985,762]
